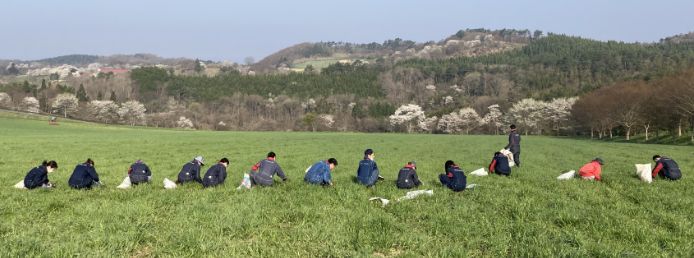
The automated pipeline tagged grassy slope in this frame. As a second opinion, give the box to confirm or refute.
[0,114,693,257]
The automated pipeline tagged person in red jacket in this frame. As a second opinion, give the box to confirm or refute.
[578,157,604,181]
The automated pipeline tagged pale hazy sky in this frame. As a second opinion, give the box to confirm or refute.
[1,0,693,62]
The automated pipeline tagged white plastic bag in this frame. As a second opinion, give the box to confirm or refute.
[13,180,26,189]
[369,197,390,207]
[635,164,652,183]
[470,168,488,176]
[466,184,478,189]
[396,190,434,201]
[117,176,131,189]
[236,173,252,190]
[163,178,177,189]
[557,170,576,180]
[500,149,516,167]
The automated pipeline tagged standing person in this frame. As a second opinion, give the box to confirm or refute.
[396,161,421,189]
[651,155,682,180]
[438,160,466,191]
[24,160,59,189]
[202,158,229,188]
[489,152,511,176]
[304,158,338,186]
[249,152,287,187]
[505,124,521,167]
[129,160,152,185]
[357,149,382,187]
[68,159,101,189]
[177,156,205,184]
[578,157,604,181]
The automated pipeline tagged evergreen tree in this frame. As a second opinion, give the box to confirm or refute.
[76,83,89,101]
[110,90,118,102]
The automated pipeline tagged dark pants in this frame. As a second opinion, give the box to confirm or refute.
[512,150,521,167]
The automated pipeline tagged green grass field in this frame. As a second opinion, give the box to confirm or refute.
[1,112,693,257]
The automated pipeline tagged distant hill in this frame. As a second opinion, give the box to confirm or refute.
[661,32,694,44]
[26,53,196,67]
[252,28,534,73]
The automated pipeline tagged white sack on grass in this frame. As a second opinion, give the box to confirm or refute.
[236,173,252,190]
[470,168,488,176]
[163,178,177,189]
[13,180,26,189]
[466,184,478,189]
[557,170,576,180]
[500,149,515,167]
[117,176,131,189]
[635,164,653,183]
[304,166,311,174]
[396,190,434,202]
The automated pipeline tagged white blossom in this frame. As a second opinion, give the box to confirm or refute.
[389,104,426,132]
[51,93,79,118]
[0,92,12,108]
[482,104,504,134]
[118,100,147,126]
[88,100,120,123]
[21,97,40,113]
[176,116,194,129]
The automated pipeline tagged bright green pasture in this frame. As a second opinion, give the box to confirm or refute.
[0,114,693,257]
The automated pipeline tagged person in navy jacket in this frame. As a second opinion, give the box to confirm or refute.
[489,152,511,176]
[304,158,338,186]
[24,160,58,189]
[439,160,467,192]
[202,158,229,188]
[128,160,152,185]
[651,155,682,180]
[357,148,382,187]
[177,156,204,184]
[68,159,101,189]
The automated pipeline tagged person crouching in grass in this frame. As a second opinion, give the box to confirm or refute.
[129,159,152,185]
[68,158,102,189]
[24,160,58,189]
[202,158,229,188]
[304,158,338,186]
[439,160,466,192]
[249,152,288,187]
[396,161,421,189]
[489,152,511,176]
[651,155,682,181]
[579,157,604,181]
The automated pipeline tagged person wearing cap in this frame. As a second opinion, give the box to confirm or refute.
[249,152,287,187]
[202,158,229,187]
[68,158,101,189]
[304,158,338,186]
[489,152,511,176]
[578,157,604,181]
[357,148,382,187]
[504,124,521,167]
[396,161,421,189]
[651,155,682,180]
[177,156,205,184]
[439,160,466,191]
[128,160,152,185]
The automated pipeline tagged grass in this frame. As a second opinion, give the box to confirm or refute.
[1,112,693,256]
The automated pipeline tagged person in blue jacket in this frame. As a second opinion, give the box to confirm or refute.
[439,160,467,192]
[24,160,59,189]
[128,160,152,185]
[177,156,204,184]
[249,152,287,187]
[68,158,101,189]
[202,158,229,188]
[489,152,511,176]
[304,158,338,186]
[357,148,383,187]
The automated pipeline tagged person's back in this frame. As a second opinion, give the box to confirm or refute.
[129,161,151,185]
[24,166,48,189]
[396,162,421,189]
[251,158,286,186]
[489,152,511,176]
[68,160,100,189]
[202,159,229,187]
[177,157,203,184]
[579,158,603,181]
[357,159,379,186]
[304,161,331,185]
[653,156,682,180]
[442,165,466,191]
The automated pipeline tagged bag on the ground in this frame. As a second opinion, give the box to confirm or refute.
[369,197,390,207]
[117,176,131,189]
[635,164,652,183]
[163,178,177,189]
[237,173,252,190]
[13,180,26,189]
[557,170,576,180]
[466,183,478,189]
[396,189,434,201]
[470,168,488,176]
[500,149,515,167]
